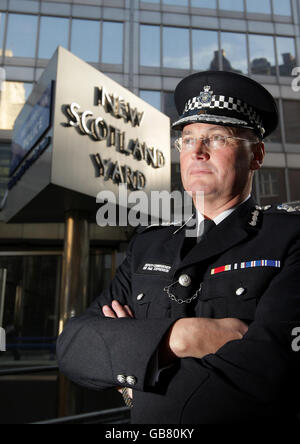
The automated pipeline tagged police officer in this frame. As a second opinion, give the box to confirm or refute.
[57,71,300,423]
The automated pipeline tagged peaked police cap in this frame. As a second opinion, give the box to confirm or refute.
[172,71,278,139]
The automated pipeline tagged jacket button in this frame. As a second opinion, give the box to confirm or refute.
[236,287,246,296]
[126,376,137,386]
[117,374,126,384]
[179,274,192,287]
[137,293,144,301]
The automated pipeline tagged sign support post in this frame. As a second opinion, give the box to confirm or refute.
[58,210,89,417]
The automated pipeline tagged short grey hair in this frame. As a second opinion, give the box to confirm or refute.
[230,126,261,142]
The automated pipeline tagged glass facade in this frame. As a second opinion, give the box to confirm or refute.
[192,30,218,71]
[71,19,100,62]
[140,25,160,67]
[102,22,123,64]
[273,0,292,16]
[140,26,296,79]
[0,0,300,423]
[191,0,216,8]
[38,16,69,59]
[6,13,38,58]
[277,36,296,77]
[220,32,247,74]
[0,0,298,207]
[246,0,271,14]
[163,26,190,69]
[249,34,276,76]
[140,90,161,110]
[220,0,244,12]
[282,100,300,144]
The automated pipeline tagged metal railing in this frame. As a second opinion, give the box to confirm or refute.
[0,365,58,376]
[32,407,131,425]
[0,365,130,424]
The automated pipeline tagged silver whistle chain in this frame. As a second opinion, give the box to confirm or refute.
[163,282,203,304]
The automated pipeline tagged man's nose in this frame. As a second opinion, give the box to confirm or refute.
[192,138,210,158]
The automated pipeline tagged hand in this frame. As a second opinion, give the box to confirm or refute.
[162,317,248,362]
[102,300,134,319]
[102,300,134,399]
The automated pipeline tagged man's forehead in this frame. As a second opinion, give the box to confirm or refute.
[182,124,232,135]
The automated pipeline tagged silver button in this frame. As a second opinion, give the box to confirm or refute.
[137,293,144,301]
[117,374,126,384]
[236,287,246,296]
[179,274,192,287]
[126,375,137,386]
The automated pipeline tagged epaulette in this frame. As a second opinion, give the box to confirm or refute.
[255,204,272,211]
[256,203,300,214]
[275,203,300,213]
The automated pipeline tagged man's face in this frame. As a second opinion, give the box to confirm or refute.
[180,122,263,202]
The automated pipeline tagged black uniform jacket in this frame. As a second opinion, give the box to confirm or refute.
[57,197,300,423]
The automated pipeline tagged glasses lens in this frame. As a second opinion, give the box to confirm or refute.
[211,135,226,149]
[182,137,195,151]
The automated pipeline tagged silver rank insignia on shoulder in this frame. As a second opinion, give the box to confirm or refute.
[249,209,260,227]
[277,204,300,213]
[255,205,271,211]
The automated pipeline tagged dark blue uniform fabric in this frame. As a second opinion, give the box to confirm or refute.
[57,197,300,423]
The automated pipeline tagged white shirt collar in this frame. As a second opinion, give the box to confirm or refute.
[196,195,251,234]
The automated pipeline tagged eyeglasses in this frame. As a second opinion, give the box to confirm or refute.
[175,134,259,152]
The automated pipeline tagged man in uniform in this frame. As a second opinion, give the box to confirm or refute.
[57,71,300,423]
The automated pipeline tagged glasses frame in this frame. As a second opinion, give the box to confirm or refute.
[175,135,260,152]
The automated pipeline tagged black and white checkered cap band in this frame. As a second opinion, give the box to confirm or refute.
[183,95,265,137]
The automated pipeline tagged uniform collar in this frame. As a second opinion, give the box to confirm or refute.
[170,196,261,271]
[196,195,251,235]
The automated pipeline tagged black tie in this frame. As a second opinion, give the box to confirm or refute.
[181,218,216,258]
[197,219,216,243]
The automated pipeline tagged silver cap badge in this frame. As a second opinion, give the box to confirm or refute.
[198,85,213,107]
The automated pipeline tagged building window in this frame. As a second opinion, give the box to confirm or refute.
[140,90,161,110]
[163,91,180,148]
[163,26,190,69]
[246,0,271,14]
[38,16,69,60]
[0,13,6,52]
[219,0,244,12]
[282,100,300,144]
[192,29,218,71]
[0,143,11,202]
[259,170,279,198]
[264,99,282,144]
[163,0,188,5]
[0,81,32,130]
[249,34,275,76]
[6,13,38,58]
[276,37,296,77]
[140,25,160,67]
[191,0,216,8]
[288,169,300,202]
[220,32,248,74]
[272,0,291,16]
[102,22,123,64]
[71,19,100,63]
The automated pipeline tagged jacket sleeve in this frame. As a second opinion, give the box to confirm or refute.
[181,236,300,422]
[56,234,177,392]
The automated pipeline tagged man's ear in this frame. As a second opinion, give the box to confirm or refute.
[250,142,265,171]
